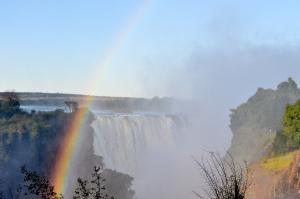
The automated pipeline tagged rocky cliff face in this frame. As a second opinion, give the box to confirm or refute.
[247,150,300,199]
[228,78,300,164]
[277,153,300,198]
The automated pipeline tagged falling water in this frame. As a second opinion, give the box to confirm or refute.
[92,113,186,176]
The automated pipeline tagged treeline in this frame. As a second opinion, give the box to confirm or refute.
[0,92,69,195]
[0,93,134,199]
[0,165,113,199]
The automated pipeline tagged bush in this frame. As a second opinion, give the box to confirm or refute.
[272,131,288,154]
[273,99,300,154]
[0,92,23,118]
[282,100,300,150]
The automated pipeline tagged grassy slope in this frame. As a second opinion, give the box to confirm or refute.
[247,151,298,199]
[260,151,295,170]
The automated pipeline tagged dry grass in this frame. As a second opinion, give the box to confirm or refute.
[260,152,295,170]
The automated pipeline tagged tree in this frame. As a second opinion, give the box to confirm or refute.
[73,179,90,199]
[20,166,63,199]
[0,180,4,199]
[73,166,114,199]
[194,153,249,199]
[5,166,114,199]
[282,99,300,150]
[0,92,22,117]
[272,130,288,154]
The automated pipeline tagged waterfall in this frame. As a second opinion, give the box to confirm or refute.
[92,113,186,175]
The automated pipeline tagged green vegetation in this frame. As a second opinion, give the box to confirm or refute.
[0,94,71,198]
[228,78,300,164]
[282,100,300,149]
[273,99,300,154]
[0,92,22,118]
[261,151,295,170]
[0,92,135,199]
[272,130,288,154]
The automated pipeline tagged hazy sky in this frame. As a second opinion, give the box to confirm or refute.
[1,0,300,104]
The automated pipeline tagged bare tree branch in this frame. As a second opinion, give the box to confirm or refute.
[194,153,249,199]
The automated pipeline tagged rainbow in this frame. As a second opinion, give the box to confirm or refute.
[51,0,151,194]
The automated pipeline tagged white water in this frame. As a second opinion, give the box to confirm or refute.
[91,112,208,199]
[22,105,202,198]
[92,113,186,176]
[21,105,70,112]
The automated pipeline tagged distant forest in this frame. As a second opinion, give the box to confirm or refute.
[0,92,135,199]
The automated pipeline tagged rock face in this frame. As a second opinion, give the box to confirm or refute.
[276,152,300,198]
[228,78,300,164]
[247,150,300,199]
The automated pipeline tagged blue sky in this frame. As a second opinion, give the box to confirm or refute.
[1,0,300,102]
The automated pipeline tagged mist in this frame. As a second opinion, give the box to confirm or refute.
[129,8,300,198]
[2,1,300,199]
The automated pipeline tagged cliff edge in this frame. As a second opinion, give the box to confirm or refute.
[228,78,300,164]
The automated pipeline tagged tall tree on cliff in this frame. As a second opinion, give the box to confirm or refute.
[283,99,300,150]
